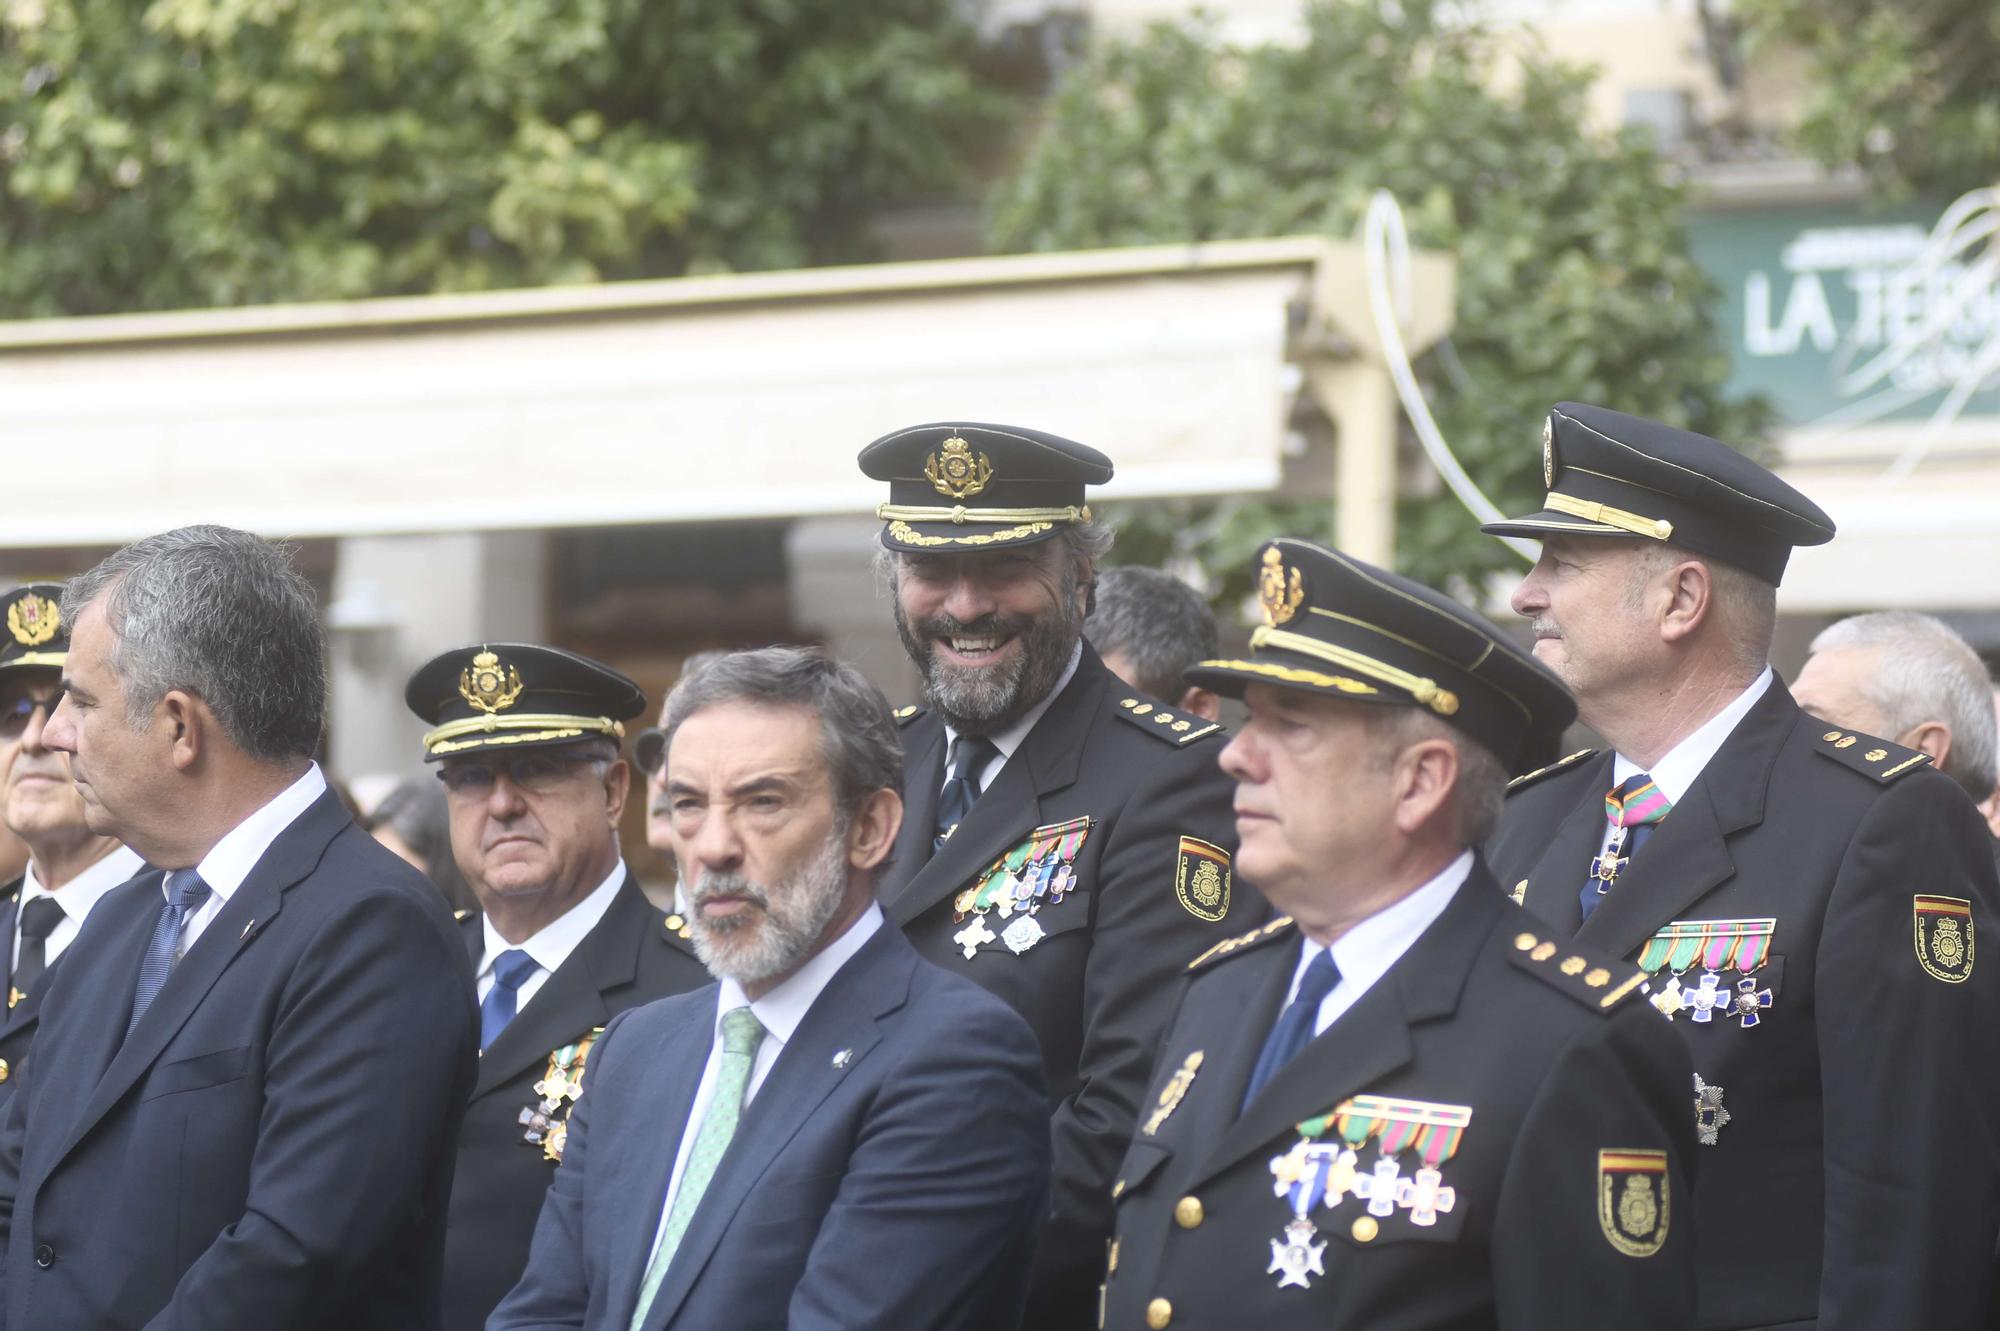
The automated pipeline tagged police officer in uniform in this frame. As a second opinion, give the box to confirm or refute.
[0,584,144,1102]
[1482,404,2000,1331]
[406,643,710,1331]
[1103,538,1695,1331]
[860,423,1264,1326]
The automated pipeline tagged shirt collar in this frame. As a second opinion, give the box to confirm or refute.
[716,901,884,1050]
[184,763,328,905]
[480,860,627,978]
[943,639,1083,763]
[22,844,146,927]
[1297,848,1474,1003]
[1613,667,1773,803]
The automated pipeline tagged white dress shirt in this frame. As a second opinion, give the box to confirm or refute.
[642,902,885,1269]
[939,641,1083,799]
[476,861,626,1010]
[1281,849,1473,1038]
[173,763,327,954]
[1592,667,1774,867]
[14,844,145,971]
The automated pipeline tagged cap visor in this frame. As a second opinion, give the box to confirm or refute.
[1480,510,1630,540]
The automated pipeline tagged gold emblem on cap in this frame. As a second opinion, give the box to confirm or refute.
[925,434,993,501]
[6,593,58,648]
[1542,415,1556,489]
[1259,547,1305,626]
[459,649,524,715]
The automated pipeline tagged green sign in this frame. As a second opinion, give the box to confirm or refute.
[1685,201,2000,427]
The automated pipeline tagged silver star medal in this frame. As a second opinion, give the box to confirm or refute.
[1267,1217,1326,1289]
[1693,1073,1732,1146]
[953,916,996,959]
[1001,913,1045,954]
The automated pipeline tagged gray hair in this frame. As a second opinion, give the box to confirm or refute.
[61,525,326,762]
[661,646,904,819]
[1624,542,1777,674]
[1363,707,1507,846]
[873,518,1115,606]
[1085,567,1220,703]
[1809,612,1998,802]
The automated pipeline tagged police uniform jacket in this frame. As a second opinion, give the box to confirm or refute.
[444,874,709,1331]
[882,644,1263,1324]
[1486,678,2000,1331]
[0,883,29,1107]
[1103,859,1696,1331]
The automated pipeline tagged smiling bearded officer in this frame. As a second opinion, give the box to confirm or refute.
[1102,538,1695,1331]
[860,423,1265,1326]
[404,643,710,1331]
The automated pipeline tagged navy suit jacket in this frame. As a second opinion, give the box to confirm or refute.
[489,921,1051,1331]
[0,788,479,1330]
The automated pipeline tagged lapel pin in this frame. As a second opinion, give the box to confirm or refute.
[240,919,256,939]
[831,1048,853,1070]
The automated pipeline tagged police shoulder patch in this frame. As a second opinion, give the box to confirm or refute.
[1506,749,1597,795]
[1174,837,1232,923]
[1506,929,1650,1013]
[1188,915,1294,971]
[1114,697,1224,746]
[892,704,926,727]
[1811,727,1930,783]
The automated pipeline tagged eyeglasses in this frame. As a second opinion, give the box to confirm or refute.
[0,691,62,741]
[633,728,666,777]
[436,750,603,799]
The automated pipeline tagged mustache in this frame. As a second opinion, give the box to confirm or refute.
[1528,617,1561,638]
[914,611,1033,640]
[688,872,770,910]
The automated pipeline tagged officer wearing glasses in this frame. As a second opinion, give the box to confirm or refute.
[0,583,144,1101]
[404,642,708,1331]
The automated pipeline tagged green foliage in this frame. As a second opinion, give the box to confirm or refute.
[1738,0,2000,201]
[0,0,997,314]
[991,0,1766,602]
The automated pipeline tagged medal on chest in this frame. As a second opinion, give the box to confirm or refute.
[950,816,1091,958]
[518,1027,603,1163]
[1265,1095,1472,1288]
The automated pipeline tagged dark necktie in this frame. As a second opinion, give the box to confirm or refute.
[933,735,1000,851]
[13,896,66,1000]
[1242,949,1341,1112]
[481,949,538,1050]
[127,868,211,1035]
[1580,772,1673,924]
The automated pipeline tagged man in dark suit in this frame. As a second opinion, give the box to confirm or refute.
[858,422,1263,1325]
[1104,538,1695,1331]
[0,524,477,1330]
[0,584,144,1103]
[491,647,1049,1331]
[1482,404,2000,1331]
[402,642,710,1331]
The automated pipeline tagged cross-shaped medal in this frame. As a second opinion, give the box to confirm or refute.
[1351,1155,1405,1218]
[1680,970,1727,1023]
[1650,973,1686,1020]
[953,916,997,959]
[1396,1166,1457,1227]
[1730,976,1773,1027]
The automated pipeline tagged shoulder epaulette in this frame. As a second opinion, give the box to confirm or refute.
[1188,915,1294,971]
[1506,927,1650,1013]
[892,704,926,727]
[662,911,693,941]
[1507,748,1597,794]
[1811,726,1932,784]
[1114,696,1225,746]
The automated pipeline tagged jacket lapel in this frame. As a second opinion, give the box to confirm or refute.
[1576,682,1791,957]
[471,876,652,1099]
[638,927,910,1331]
[882,651,1103,925]
[43,790,348,1171]
[1515,751,1616,935]
[1192,870,1496,1188]
[883,722,945,896]
[0,891,17,996]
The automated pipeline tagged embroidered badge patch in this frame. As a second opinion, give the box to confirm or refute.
[1174,836,1232,923]
[1913,895,1974,983]
[1597,1149,1670,1256]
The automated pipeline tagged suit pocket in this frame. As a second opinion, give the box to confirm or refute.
[141,1044,255,1100]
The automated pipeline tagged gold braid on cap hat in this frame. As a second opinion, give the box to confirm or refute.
[1249,626,1459,716]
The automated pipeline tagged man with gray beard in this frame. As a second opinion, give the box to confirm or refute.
[492,647,1050,1331]
[859,422,1260,1328]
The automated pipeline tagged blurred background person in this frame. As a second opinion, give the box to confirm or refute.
[0,583,143,1101]
[364,775,476,915]
[1086,565,1224,722]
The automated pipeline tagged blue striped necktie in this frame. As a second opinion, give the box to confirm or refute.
[127,868,211,1035]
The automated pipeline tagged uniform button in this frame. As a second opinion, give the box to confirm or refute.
[1173,1196,1204,1229]
[1145,1297,1173,1329]
[0,1058,10,1083]
[33,1244,53,1268]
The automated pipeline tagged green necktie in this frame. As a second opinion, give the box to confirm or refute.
[628,1005,766,1331]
